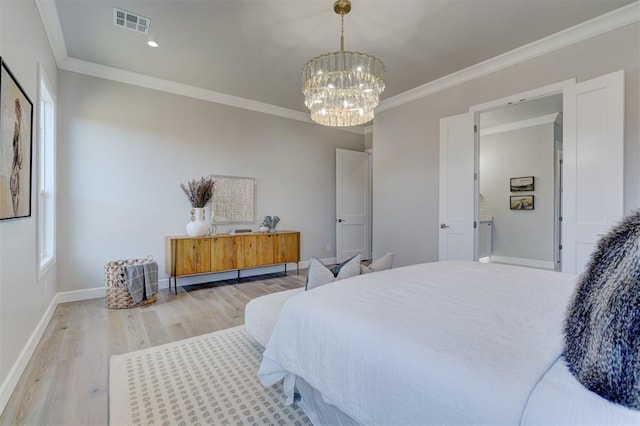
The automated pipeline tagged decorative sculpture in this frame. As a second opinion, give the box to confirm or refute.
[261,215,280,232]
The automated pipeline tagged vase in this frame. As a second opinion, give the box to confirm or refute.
[186,207,209,236]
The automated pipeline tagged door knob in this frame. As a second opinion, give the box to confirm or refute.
[440,223,450,229]
[337,218,345,223]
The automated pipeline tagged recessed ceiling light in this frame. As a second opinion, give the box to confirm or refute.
[147,40,159,48]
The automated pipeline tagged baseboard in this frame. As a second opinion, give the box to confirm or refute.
[0,295,58,415]
[0,257,328,415]
[0,286,111,415]
[489,255,555,270]
[55,287,105,304]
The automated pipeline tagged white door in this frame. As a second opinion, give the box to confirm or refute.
[336,149,371,263]
[439,112,476,261]
[562,70,624,274]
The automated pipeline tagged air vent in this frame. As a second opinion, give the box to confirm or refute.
[113,8,150,34]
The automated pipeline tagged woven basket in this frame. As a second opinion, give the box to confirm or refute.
[105,255,158,309]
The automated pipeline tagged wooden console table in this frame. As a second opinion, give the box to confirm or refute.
[165,231,300,294]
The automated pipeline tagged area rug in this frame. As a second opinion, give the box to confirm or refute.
[109,326,311,425]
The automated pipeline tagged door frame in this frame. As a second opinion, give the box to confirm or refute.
[468,78,575,262]
[469,79,575,114]
[554,138,563,271]
[336,148,372,263]
[438,112,476,261]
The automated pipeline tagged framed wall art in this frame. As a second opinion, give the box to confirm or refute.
[0,58,33,220]
[209,175,256,224]
[510,176,534,192]
[510,195,534,211]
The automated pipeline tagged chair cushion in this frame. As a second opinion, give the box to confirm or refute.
[245,288,304,347]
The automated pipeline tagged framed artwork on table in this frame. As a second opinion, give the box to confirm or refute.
[0,58,33,220]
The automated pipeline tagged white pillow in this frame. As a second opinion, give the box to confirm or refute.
[360,252,395,274]
[306,255,361,290]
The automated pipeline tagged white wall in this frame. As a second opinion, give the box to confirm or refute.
[364,131,373,151]
[57,70,364,292]
[373,22,640,267]
[480,123,555,262]
[0,0,58,405]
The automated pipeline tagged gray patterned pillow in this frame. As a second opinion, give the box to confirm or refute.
[564,210,640,410]
[305,255,361,291]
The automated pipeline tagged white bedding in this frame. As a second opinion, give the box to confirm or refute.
[521,357,640,425]
[258,260,578,425]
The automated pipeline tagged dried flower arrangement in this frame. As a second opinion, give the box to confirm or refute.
[180,177,215,208]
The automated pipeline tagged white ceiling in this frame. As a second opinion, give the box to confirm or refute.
[49,0,635,116]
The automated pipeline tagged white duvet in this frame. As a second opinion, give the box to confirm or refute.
[521,357,640,425]
[258,261,579,425]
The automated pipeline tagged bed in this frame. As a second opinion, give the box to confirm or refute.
[257,260,640,425]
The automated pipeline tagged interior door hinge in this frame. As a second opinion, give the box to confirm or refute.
[474,124,478,133]
[474,172,478,180]
[474,221,477,229]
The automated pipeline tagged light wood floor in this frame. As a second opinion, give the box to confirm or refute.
[0,272,305,426]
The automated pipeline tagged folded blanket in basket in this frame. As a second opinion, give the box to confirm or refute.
[124,262,158,304]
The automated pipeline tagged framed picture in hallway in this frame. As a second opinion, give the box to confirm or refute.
[0,58,33,220]
[510,176,534,192]
[510,195,534,210]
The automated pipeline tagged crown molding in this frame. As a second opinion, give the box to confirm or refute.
[35,0,314,125]
[61,56,311,120]
[377,1,639,112]
[35,0,67,65]
[35,0,638,128]
[34,2,366,135]
[58,57,312,123]
[61,57,366,134]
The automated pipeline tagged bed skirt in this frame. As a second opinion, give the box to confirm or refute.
[296,377,359,426]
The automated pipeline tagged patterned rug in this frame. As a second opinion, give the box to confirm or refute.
[109,326,311,425]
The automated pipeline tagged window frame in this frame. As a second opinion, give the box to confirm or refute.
[37,64,56,278]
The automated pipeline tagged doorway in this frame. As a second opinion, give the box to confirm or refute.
[439,71,624,275]
[336,148,372,263]
[477,95,563,270]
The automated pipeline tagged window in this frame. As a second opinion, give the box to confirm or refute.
[38,65,56,276]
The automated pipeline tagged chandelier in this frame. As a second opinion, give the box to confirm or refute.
[302,0,385,127]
